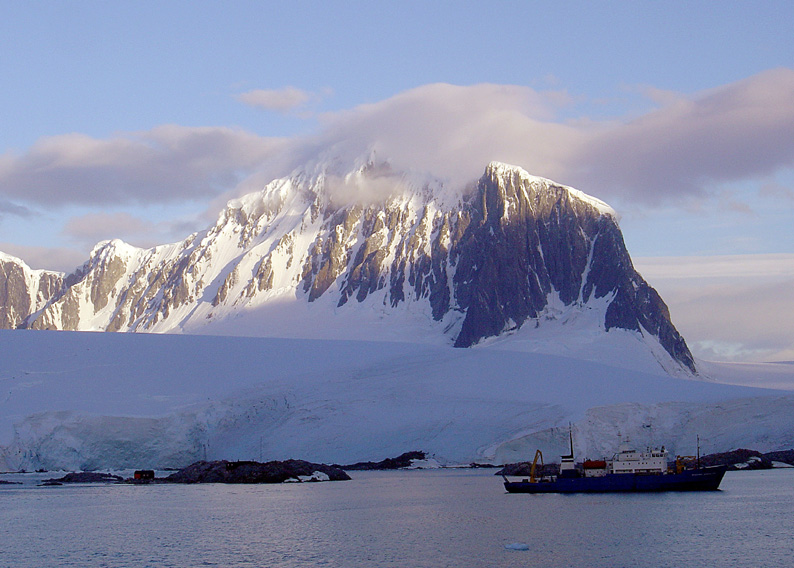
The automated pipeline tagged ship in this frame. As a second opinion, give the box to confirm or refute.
[502,433,727,494]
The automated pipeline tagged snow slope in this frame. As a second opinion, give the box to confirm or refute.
[1,330,792,471]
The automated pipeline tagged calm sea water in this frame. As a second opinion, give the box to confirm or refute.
[2,468,793,567]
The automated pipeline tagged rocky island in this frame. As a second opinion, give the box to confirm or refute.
[338,451,429,470]
[164,459,351,484]
[44,472,124,484]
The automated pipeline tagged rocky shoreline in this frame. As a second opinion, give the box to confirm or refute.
[699,448,794,470]
[337,451,428,470]
[5,452,435,487]
[6,448,793,487]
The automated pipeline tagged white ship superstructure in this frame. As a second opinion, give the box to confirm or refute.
[608,447,669,474]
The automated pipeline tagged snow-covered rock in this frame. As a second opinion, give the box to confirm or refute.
[0,252,62,329]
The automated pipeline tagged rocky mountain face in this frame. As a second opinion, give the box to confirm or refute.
[0,254,62,329]
[9,161,695,372]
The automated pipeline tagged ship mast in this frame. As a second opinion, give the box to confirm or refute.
[559,423,576,476]
[697,434,701,469]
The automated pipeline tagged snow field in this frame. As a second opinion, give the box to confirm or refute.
[1,330,792,471]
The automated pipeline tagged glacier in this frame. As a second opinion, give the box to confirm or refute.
[1,329,792,471]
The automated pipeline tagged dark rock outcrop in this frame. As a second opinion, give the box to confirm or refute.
[699,448,773,470]
[448,165,694,373]
[339,451,427,470]
[763,449,794,466]
[45,472,124,483]
[0,256,62,329]
[164,460,351,483]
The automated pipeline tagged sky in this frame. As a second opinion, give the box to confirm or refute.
[1,1,792,362]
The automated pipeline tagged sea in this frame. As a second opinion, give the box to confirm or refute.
[2,468,792,567]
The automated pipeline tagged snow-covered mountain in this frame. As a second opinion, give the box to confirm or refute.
[0,253,62,329]
[13,160,694,373]
[3,160,790,472]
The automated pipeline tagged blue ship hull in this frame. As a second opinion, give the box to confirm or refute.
[503,466,727,493]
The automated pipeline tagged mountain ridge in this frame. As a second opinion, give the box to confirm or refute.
[4,160,694,372]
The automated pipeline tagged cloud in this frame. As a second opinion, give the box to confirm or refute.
[3,69,794,217]
[0,126,286,207]
[281,69,794,206]
[0,242,86,273]
[569,68,794,202]
[236,87,313,113]
[61,211,199,250]
[635,253,794,286]
[0,199,32,218]
[759,179,794,201]
[635,254,794,363]
[304,83,579,187]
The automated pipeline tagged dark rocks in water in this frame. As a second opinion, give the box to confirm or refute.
[0,479,22,485]
[763,449,794,466]
[339,451,427,471]
[165,460,351,484]
[45,472,124,483]
[699,449,773,470]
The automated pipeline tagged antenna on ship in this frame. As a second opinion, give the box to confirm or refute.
[697,434,701,469]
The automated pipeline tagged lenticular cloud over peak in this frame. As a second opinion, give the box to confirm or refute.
[1,71,793,214]
[263,70,794,208]
[300,82,580,187]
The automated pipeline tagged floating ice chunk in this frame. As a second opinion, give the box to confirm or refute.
[504,542,530,551]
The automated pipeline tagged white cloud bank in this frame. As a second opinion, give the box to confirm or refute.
[1,69,793,210]
[0,125,285,207]
[636,254,794,363]
[572,69,794,202]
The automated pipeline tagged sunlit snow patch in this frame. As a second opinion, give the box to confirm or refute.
[283,472,330,482]
[407,458,442,469]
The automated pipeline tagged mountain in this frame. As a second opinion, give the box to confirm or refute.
[0,252,62,329]
[14,160,693,372]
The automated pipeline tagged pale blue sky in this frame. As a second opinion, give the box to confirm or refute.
[4,2,792,146]
[1,1,793,361]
